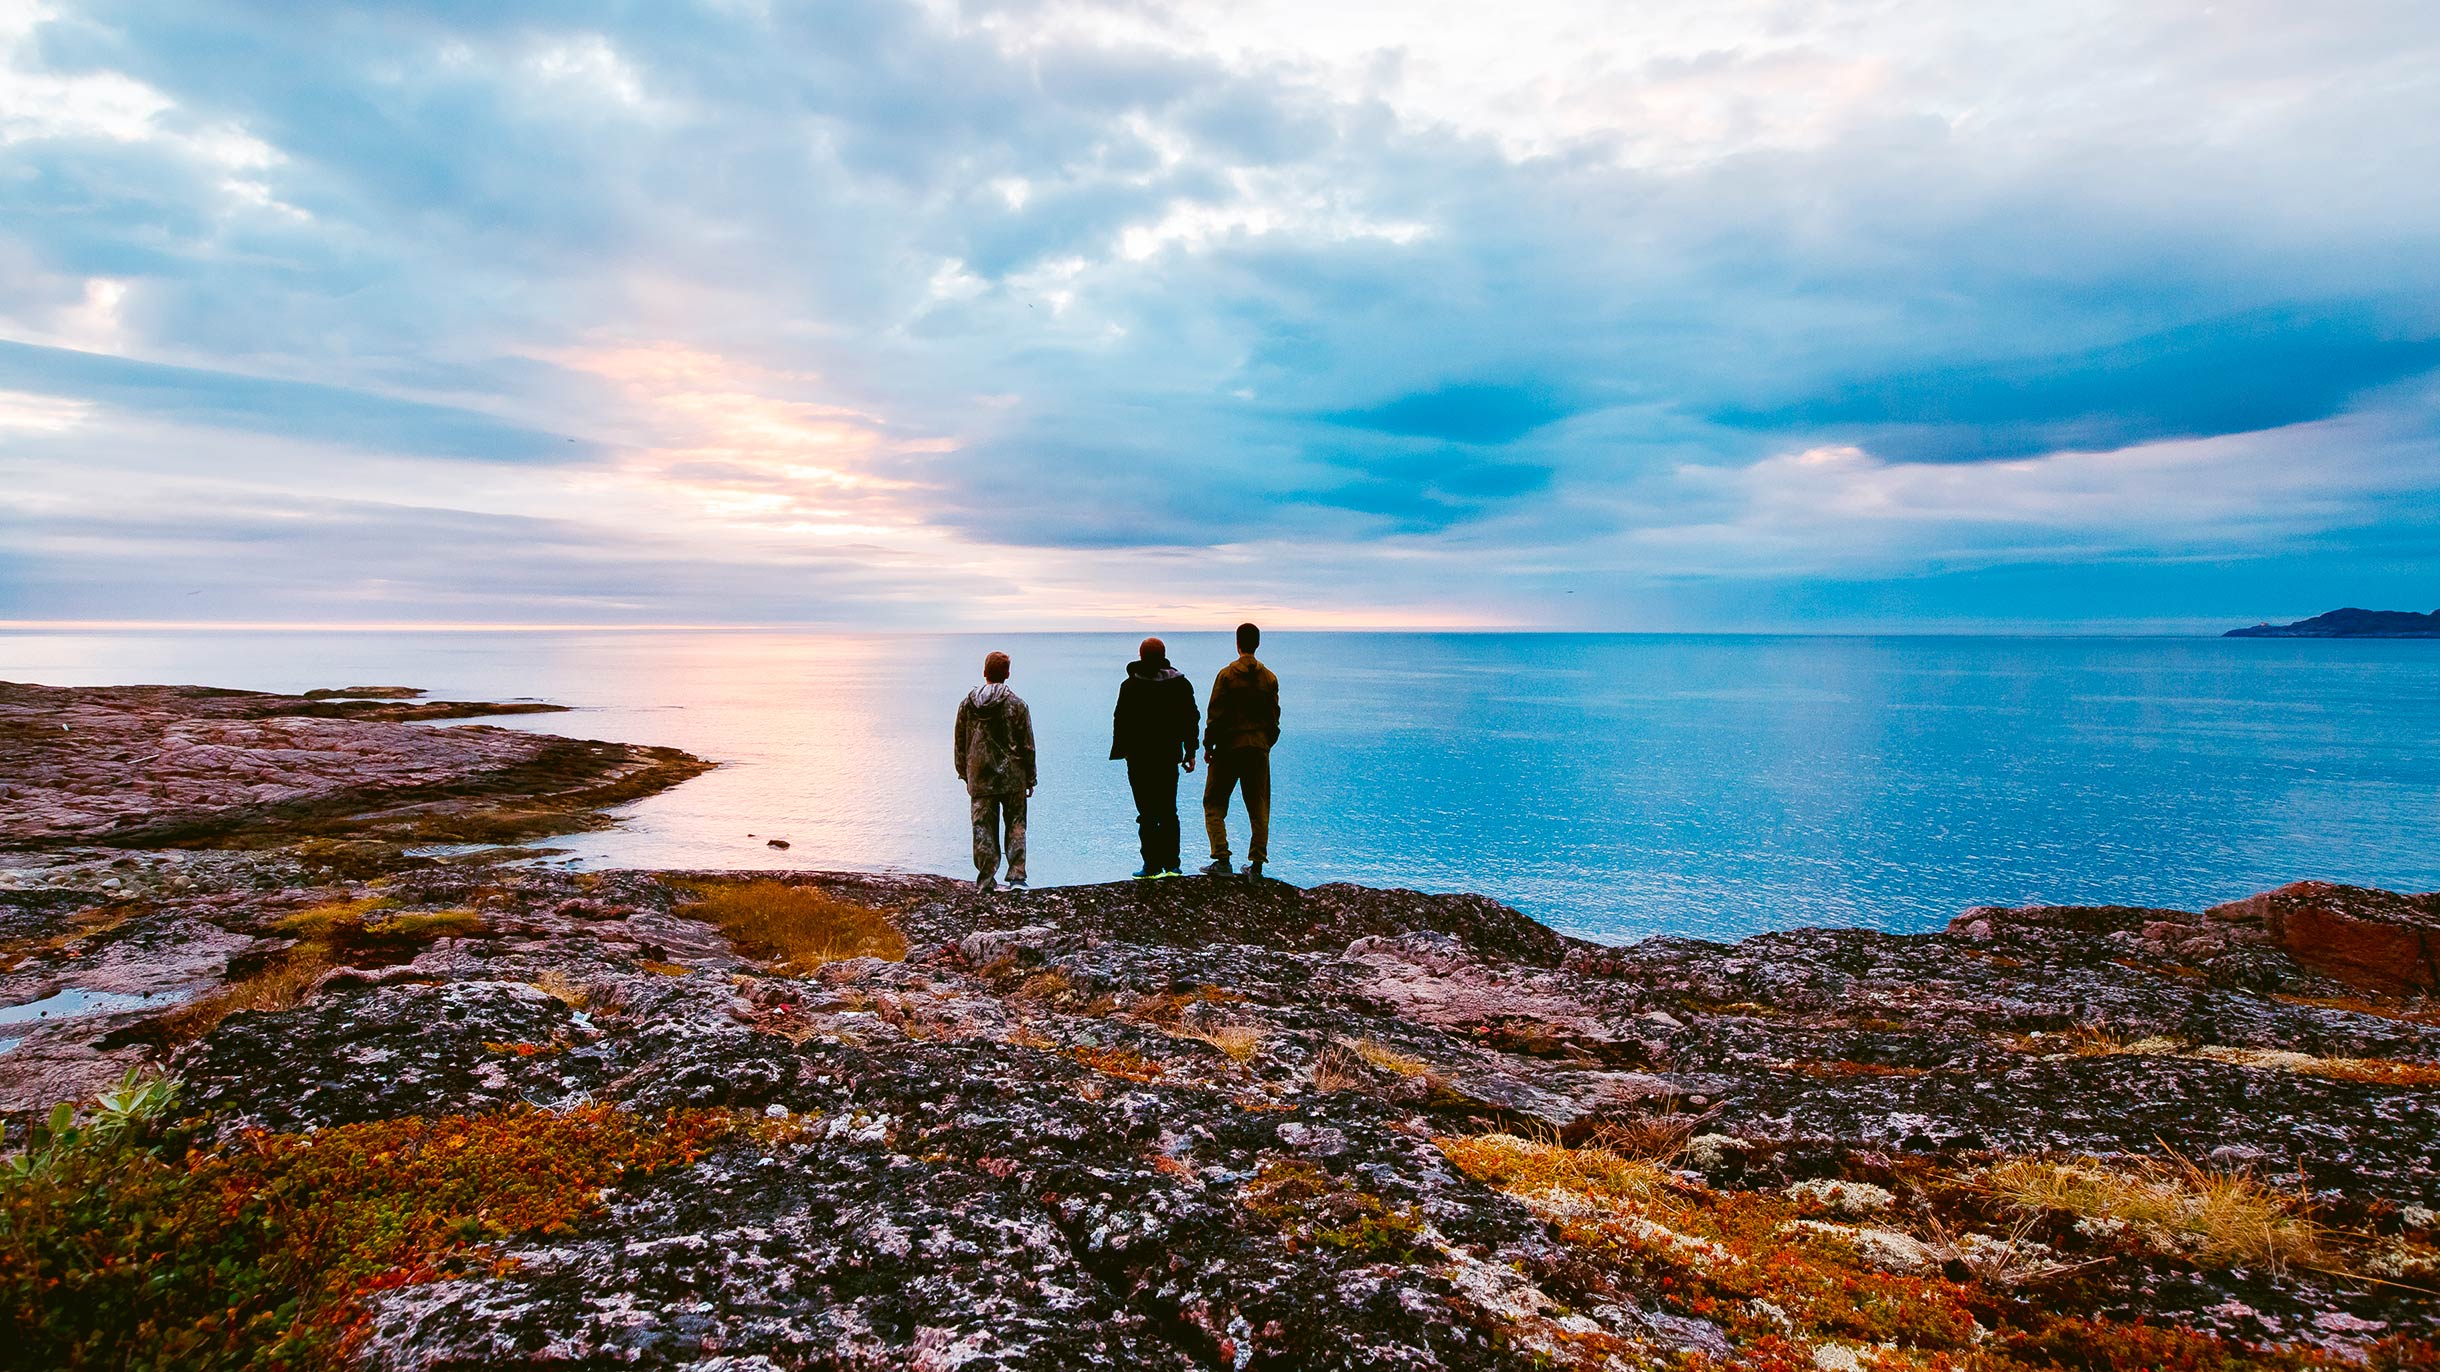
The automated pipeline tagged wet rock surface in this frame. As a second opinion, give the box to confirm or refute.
[3,684,2436,1369]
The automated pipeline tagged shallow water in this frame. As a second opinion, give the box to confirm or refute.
[0,986,170,1054]
[5,630,2437,942]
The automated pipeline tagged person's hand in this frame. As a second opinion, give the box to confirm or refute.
[1027,785,1036,797]
[1181,755,1196,774]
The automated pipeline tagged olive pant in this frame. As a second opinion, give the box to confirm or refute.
[970,791,1027,884]
[1202,744,1270,864]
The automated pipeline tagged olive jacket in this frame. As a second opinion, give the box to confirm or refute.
[1203,654,1280,755]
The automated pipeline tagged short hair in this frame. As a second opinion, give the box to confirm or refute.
[1236,622,1260,653]
[1138,636,1166,662]
[983,651,1011,682]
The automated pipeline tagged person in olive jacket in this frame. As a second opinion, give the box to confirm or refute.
[1109,636,1200,877]
[1200,621,1280,879]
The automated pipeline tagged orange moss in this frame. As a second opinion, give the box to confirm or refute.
[1072,1044,1166,1082]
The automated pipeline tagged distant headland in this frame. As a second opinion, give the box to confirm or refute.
[2225,606,2440,637]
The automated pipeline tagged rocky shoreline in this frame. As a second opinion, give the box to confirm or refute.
[2,681,2435,1369]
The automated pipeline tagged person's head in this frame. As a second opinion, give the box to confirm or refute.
[983,651,1011,683]
[1138,636,1166,664]
[1236,622,1260,654]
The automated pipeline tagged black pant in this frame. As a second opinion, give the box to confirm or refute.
[1125,755,1182,872]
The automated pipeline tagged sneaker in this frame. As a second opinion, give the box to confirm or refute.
[976,875,997,894]
[1199,857,1234,877]
[1246,861,1264,881]
[1132,866,1156,880]
[1006,876,1029,891]
[1159,867,1184,878]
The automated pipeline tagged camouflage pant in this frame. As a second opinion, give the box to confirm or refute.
[970,791,1027,885]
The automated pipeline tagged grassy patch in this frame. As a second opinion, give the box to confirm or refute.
[2187,1045,2440,1088]
[1984,1154,2319,1269]
[0,1074,728,1371]
[1242,1159,1426,1261]
[672,879,906,975]
[150,898,482,1044]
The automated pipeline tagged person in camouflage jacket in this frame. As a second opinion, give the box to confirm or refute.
[955,651,1036,892]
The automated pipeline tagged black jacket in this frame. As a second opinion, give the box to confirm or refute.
[1110,660,1200,763]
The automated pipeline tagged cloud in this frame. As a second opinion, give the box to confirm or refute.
[0,339,596,461]
[0,0,2436,628]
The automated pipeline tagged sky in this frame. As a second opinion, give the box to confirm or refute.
[2,0,2436,632]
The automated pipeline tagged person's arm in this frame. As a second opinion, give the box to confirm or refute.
[953,699,972,781]
[1178,678,1200,769]
[1110,681,1128,761]
[1262,669,1281,747]
[1203,671,1231,759]
[1016,699,1038,793]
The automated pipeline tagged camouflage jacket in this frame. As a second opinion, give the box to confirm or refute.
[954,683,1037,796]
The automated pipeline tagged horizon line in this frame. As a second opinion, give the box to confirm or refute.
[0,618,2259,638]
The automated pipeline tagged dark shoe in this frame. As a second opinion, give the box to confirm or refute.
[1007,875,1029,891]
[976,875,998,894]
[1246,861,1264,881]
[1199,857,1234,877]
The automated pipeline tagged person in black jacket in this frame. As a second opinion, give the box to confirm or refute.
[1109,636,1200,877]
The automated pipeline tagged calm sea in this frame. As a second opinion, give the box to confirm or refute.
[4,630,2436,943]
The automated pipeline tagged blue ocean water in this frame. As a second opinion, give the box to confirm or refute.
[4,630,2436,943]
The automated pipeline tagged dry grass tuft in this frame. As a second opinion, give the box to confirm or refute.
[2060,1024,2184,1058]
[1014,969,1074,1002]
[1310,1040,1372,1093]
[1172,1022,1266,1063]
[675,879,906,975]
[1130,984,1245,1023]
[1344,1037,1430,1077]
[1984,1153,2319,1269]
[1436,1130,1668,1202]
[637,959,691,977]
[528,970,590,1008]
[2188,1045,2440,1087]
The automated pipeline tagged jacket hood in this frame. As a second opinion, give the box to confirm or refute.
[965,682,1021,711]
[1126,659,1183,682]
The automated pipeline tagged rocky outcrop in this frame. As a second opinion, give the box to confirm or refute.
[0,679,706,849]
[1957,880,2440,998]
